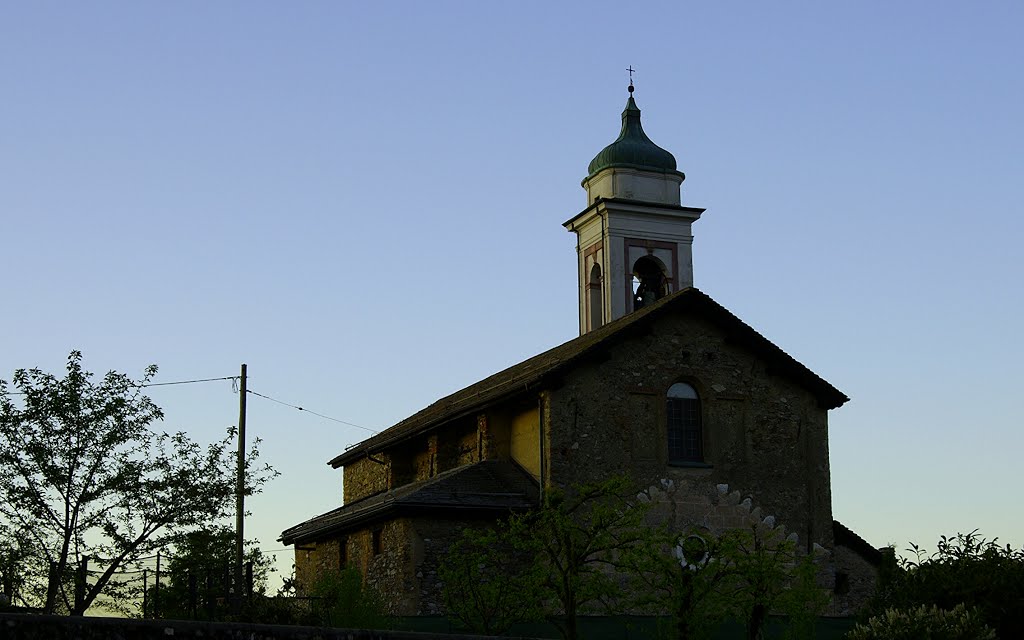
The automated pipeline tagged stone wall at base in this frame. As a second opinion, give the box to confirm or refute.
[294,518,419,616]
[0,613,541,640]
[408,516,488,616]
[830,543,880,616]
[293,516,492,617]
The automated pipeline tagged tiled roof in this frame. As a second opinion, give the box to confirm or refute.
[329,287,849,469]
[280,460,539,545]
[833,520,884,565]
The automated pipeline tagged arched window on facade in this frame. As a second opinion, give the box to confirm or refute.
[667,382,702,464]
[632,256,669,311]
[588,263,603,330]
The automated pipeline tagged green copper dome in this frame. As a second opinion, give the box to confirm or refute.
[586,96,683,179]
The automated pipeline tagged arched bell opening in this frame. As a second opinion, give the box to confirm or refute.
[631,255,669,311]
[588,263,604,330]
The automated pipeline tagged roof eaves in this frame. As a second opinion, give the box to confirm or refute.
[328,378,547,468]
[694,296,849,409]
[281,464,539,544]
[833,520,883,566]
[280,499,393,545]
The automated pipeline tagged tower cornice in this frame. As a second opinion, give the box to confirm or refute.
[563,197,706,230]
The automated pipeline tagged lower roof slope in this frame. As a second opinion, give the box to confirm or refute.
[280,460,539,545]
[833,520,884,565]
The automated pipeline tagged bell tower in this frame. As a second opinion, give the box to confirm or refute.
[564,84,705,335]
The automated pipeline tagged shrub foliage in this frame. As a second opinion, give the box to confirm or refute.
[869,531,1024,639]
[847,603,995,640]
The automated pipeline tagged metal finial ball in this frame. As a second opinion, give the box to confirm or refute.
[628,83,634,94]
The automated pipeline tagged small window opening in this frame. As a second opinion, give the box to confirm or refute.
[834,571,850,595]
[338,538,348,568]
[588,263,603,330]
[372,529,383,556]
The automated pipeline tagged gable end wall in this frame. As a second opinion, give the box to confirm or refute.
[546,310,835,549]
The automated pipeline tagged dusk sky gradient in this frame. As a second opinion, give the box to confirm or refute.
[2,2,1022,589]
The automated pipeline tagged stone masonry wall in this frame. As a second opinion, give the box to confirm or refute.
[830,543,880,616]
[545,310,835,551]
[294,538,342,593]
[364,519,418,615]
[344,456,391,503]
[639,479,809,544]
[318,306,848,616]
[0,613,539,640]
[642,479,884,615]
[407,516,488,616]
[294,515,500,617]
[345,419,481,500]
[294,519,418,616]
[437,422,480,473]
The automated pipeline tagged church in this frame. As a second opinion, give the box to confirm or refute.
[280,85,881,616]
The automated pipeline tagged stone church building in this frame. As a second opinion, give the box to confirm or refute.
[280,86,880,616]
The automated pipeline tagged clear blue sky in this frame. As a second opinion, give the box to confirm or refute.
[3,2,1022,588]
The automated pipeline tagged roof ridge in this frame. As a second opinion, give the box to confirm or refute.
[328,288,847,469]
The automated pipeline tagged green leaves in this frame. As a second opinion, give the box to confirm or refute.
[869,532,1024,639]
[145,526,274,621]
[439,474,835,640]
[847,604,996,640]
[307,567,390,629]
[0,351,275,615]
[440,475,652,640]
[624,524,829,640]
[440,526,545,635]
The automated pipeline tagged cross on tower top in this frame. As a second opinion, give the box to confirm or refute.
[626,65,635,94]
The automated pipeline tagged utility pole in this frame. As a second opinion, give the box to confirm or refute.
[234,363,247,615]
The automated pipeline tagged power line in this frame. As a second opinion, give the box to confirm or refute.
[246,389,378,434]
[4,375,237,395]
[8,372,379,436]
[142,376,237,388]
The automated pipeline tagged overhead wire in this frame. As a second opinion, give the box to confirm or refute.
[134,374,378,434]
[8,370,378,435]
[141,376,237,388]
[245,389,378,434]
[5,375,236,395]
[5,371,373,586]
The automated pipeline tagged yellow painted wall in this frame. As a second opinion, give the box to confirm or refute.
[510,406,541,479]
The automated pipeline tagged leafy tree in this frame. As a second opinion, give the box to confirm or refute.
[624,527,737,640]
[773,552,830,640]
[440,476,650,640]
[440,524,545,635]
[305,567,390,629]
[627,525,828,640]
[0,351,274,615]
[0,522,38,610]
[868,531,1024,639]
[441,477,832,640]
[144,525,273,620]
[719,527,828,640]
[525,476,653,640]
